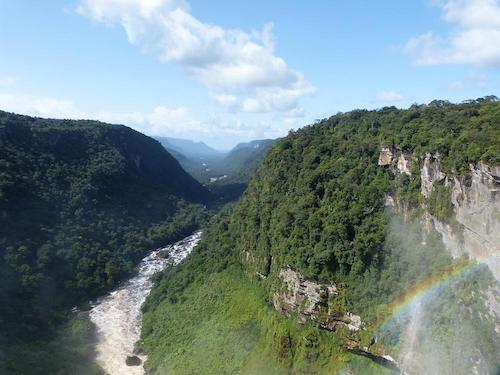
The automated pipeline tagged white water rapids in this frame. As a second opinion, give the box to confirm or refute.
[89,231,202,375]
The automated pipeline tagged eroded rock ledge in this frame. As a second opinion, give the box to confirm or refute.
[272,268,362,331]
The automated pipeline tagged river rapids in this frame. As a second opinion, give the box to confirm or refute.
[89,231,202,375]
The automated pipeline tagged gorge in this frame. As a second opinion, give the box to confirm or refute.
[0,99,499,375]
[89,232,201,375]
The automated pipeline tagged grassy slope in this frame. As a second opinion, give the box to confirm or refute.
[144,266,359,375]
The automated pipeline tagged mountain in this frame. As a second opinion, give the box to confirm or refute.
[156,136,223,159]
[230,138,276,153]
[142,99,500,374]
[0,111,212,374]
[156,137,278,201]
[218,139,277,181]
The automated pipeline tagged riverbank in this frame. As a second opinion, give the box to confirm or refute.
[89,232,202,375]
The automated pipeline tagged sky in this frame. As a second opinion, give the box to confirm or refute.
[0,0,499,149]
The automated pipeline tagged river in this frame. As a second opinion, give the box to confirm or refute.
[89,231,202,375]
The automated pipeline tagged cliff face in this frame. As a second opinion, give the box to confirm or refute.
[379,148,500,333]
[449,163,500,277]
[378,147,500,282]
[272,268,362,332]
[420,152,446,198]
[421,158,500,281]
[242,146,499,340]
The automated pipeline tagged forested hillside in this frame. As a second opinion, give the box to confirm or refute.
[159,138,277,201]
[217,139,277,183]
[156,136,222,159]
[142,99,500,374]
[0,111,212,374]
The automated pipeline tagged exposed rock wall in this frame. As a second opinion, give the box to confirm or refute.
[418,158,500,281]
[272,268,362,331]
[420,152,446,198]
[397,153,412,176]
[378,146,394,166]
[448,163,499,279]
[378,147,412,175]
[377,146,499,282]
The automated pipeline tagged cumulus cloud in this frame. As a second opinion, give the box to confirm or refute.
[0,91,295,148]
[375,90,404,102]
[0,92,205,137]
[445,73,488,90]
[0,93,84,119]
[405,0,500,66]
[0,76,16,87]
[76,0,314,113]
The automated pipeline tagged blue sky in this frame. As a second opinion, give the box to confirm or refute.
[1,0,499,149]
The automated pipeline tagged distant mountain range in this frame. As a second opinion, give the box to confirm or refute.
[155,136,278,189]
[156,136,223,159]
[217,139,277,182]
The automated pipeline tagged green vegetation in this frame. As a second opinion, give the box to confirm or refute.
[143,99,500,374]
[159,138,277,201]
[4,314,105,375]
[216,139,278,183]
[143,264,351,375]
[0,110,212,374]
[428,181,454,221]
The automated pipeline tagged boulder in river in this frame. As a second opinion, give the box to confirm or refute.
[133,343,145,355]
[125,355,142,366]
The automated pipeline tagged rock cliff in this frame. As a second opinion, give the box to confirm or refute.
[420,152,446,198]
[377,147,500,282]
[378,146,394,166]
[272,268,362,331]
[422,159,500,281]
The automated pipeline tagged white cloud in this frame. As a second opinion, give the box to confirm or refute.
[212,94,238,109]
[0,76,16,87]
[0,93,84,118]
[375,90,404,102]
[405,0,500,66]
[0,92,291,146]
[0,92,204,136]
[76,0,314,113]
[445,72,489,90]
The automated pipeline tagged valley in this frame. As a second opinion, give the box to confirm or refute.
[0,99,499,375]
[157,136,278,200]
[90,232,201,375]
[3,2,500,374]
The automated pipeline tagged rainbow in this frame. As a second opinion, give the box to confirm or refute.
[373,258,486,334]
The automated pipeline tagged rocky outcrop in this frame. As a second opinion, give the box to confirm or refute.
[378,146,394,166]
[420,152,446,198]
[272,268,362,331]
[379,149,499,318]
[397,153,412,176]
[443,163,499,280]
[342,337,401,372]
[415,157,500,281]
[377,146,412,176]
[125,355,141,366]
